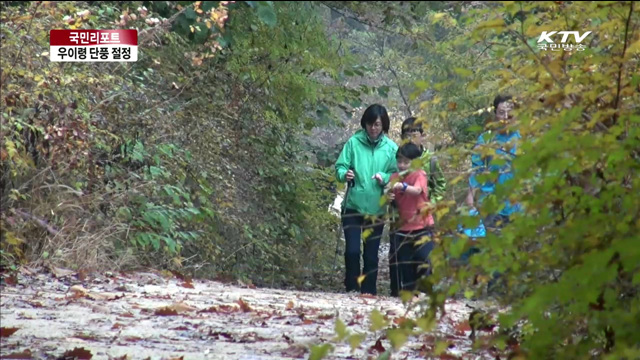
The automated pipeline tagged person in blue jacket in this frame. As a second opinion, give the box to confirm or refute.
[465,94,523,228]
[464,94,523,292]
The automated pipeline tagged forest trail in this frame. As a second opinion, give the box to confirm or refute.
[0,267,502,360]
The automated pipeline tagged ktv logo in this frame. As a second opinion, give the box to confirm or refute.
[537,31,592,52]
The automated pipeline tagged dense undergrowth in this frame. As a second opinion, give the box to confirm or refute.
[1,1,356,290]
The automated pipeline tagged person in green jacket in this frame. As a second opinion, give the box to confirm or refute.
[335,104,399,295]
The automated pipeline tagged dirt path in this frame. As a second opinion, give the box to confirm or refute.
[1,267,501,360]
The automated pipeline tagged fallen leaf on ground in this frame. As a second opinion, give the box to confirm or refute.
[199,304,239,314]
[24,300,43,308]
[180,281,194,289]
[454,321,471,336]
[1,327,19,338]
[3,274,18,286]
[61,347,93,359]
[1,349,33,359]
[19,266,36,275]
[438,354,461,360]
[171,270,191,283]
[209,330,233,340]
[237,298,252,312]
[286,300,294,310]
[155,308,179,316]
[73,333,98,341]
[171,325,190,331]
[69,285,124,301]
[369,338,386,354]
[317,313,335,320]
[281,344,307,358]
[155,302,197,316]
[77,269,89,281]
[50,266,75,278]
[238,331,269,343]
[123,336,143,342]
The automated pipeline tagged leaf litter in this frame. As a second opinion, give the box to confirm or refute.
[0,268,503,359]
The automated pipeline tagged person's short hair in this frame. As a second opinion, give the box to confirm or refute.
[396,142,422,161]
[493,94,513,114]
[400,117,424,137]
[360,104,390,133]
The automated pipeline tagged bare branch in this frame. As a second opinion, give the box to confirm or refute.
[138,6,189,46]
[320,2,434,44]
[4,2,41,81]
[386,64,412,118]
[14,209,60,237]
[614,1,634,112]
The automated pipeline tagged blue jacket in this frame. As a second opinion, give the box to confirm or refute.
[469,130,523,217]
[457,208,486,239]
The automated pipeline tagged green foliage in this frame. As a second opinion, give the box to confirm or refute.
[1,1,345,285]
[310,1,640,359]
[107,141,215,259]
[423,1,640,359]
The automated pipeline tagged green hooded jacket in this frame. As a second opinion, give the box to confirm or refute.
[335,129,399,216]
[420,149,447,204]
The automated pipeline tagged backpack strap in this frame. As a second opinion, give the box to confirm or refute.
[429,154,438,224]
[428,155,437,200]
[430,155,437,177]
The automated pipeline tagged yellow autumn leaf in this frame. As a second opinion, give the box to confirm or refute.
[370,309,388,331]
[625,39,640,59]
[450,175,465,186]
[387,328,408,350]
[434,341,449,355]
[416,317,436,332]
[399,290,413,303]
[5,232,25,246]
[467,79,480,91]
[348,334,365,350]
[334,318,349,341]
[475,18,505,31]
[431,12,447,24]
[362,228,373,241]
[436,207,450,219]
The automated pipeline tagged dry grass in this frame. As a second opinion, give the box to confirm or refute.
[2,165,139,272]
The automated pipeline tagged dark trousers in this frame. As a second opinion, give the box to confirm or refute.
[342,209,384,295]
[460,214,510,292]
[389,227,435,297]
